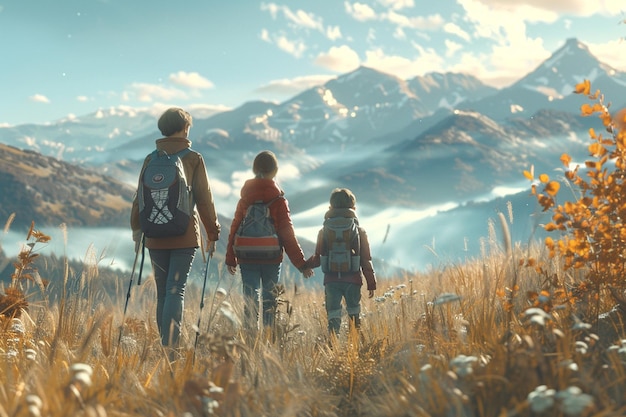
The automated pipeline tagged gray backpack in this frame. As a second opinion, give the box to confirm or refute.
[137,148,193,238]
[321,217,361,274]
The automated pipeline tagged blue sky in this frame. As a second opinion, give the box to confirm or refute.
[1,0,625,126]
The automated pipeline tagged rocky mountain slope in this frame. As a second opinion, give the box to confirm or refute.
[0,143,134,229]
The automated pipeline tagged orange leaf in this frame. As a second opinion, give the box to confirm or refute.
[581,103,594,116]
[523,170,534,180]
[588,142,606,156]
[589,127,597,139]
[539,173,550,183]
[574,80,591,95]
[560,153,571,167]
[545,181,560,196]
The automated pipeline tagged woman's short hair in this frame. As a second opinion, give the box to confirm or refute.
[157,107,193,136]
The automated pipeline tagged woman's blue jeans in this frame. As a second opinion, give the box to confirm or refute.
[149,247,196,346]
[240,263,281,329]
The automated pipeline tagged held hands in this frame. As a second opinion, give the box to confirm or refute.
[227,265,237,275]
[302,268,314,278]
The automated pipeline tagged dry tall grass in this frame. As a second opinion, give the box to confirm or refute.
[1,215,626,417]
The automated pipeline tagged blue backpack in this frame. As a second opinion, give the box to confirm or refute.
[137,148,193,238]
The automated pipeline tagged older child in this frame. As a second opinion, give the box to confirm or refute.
[306,188,376,335]
[225,150,313,332]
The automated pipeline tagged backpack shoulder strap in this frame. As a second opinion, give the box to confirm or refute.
[174,148,192,158]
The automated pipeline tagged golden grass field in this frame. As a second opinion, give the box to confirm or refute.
[1,217,625,417]
[2,82,626,417]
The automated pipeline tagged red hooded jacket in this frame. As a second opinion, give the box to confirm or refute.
[225,178,308,269]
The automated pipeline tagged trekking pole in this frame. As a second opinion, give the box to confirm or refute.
[194,246,212,353]
[118,234,144,347]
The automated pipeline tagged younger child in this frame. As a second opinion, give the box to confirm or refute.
[306,188,376,335]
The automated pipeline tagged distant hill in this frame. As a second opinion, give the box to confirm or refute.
[0,143,134,229]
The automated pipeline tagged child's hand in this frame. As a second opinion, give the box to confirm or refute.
[368,290,375,298]
[227,265,237,275]
[302,268,314,278]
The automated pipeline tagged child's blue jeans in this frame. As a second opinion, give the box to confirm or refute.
[325,281,362,334]
[240,263,281,329]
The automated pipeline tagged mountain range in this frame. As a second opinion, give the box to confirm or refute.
[0,37,623,274]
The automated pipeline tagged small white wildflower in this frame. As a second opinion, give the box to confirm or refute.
[297,330,306,336]
[524,308,552,327]
[11,318,25,334]
[24,349,37,361]
[571,321,592,331]
[220,301,241,328]
[449,354,477,377]
[203,398,220,414]
[574,341,588,355]
[374,296,386,303]
[70,363,93,376]
[395,284,406,290]
[560,360,579,372]
[528,385,556,413]
[434,293,461,306]
[209,386,224,394]
[384,291,394,298]
[27,405,41,417]
[25,394,43,409]
[216,287,227,297]
[420,364,432,373]
[556,386,594,416]
[72,371,92,387]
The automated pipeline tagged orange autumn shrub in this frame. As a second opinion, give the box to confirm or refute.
[526,80,626,314]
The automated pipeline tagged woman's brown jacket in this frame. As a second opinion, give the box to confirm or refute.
[130,137,220,250]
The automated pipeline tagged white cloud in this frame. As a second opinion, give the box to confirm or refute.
[314,45,361,72]
[588,39,626,74]
[444,22,471,42]
[261,3,324,32]
[284,8,324,31]
[129,83,189,102]
[76,95,90,102]
[326,25,342,41]
[345,2,377,22]
[275,35,307,58]
[378,0,414,10]
[363,46,445,78]
[383,10,444,30]
[255,74,335,96]
[169,71,214,89]
[445,39,463,58]
[261,2,279,19]
[260,28,271,42]
[471,0,624,16]
[260,28,308,57]
[393,27,406,40]
[30,94,50,103]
